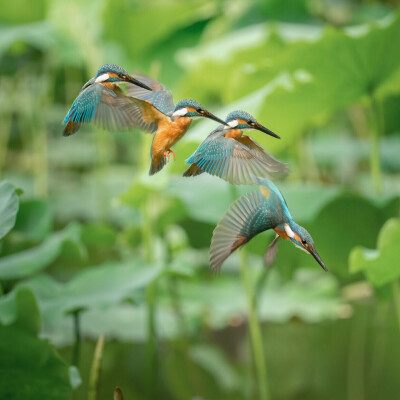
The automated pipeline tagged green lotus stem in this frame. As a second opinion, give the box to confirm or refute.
[392,280,400,333]
[0,114,11,179]
[140,133,158,399]
[229,184,270,399]
[239,249,270,400]
[72,310,81,366]
[369,94,383,195]
[32,121,48,197]
[88,334,106,400]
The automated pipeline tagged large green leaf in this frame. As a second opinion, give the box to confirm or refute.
[175,267,345,327]
[0,260,162,324]
[0,288,75,400]
[349,218,400,286]
[40,303,180,347]
[308,193,386,278]
[0,0,47,24]
[0,223,84,280]
[179,13,400,152]
[103,0,217,56]
[0,181,19,240]
[13,199,52,241]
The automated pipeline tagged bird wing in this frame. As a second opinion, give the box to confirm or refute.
[210,191,283,271]
[185,129,286,184]
[63,82,158,134]
[250,175,293,221]
[125,72,175,131]
[264,234,280,267]
[236,135,289,177]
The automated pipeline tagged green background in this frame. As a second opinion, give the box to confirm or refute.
[0,0,400,399]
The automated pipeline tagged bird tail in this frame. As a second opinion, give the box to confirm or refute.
[149,154,167,175]
[63,120,81,136]
[183,164,204,178]
[210,191,265,272]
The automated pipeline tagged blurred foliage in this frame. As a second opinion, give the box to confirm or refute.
[0,0,399,399]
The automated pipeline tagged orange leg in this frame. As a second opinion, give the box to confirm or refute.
[163,149,176,162]
[167,148,176,161]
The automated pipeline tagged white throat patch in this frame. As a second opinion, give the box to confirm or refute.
[227,119,239,128]
[284,223,295,238]
[95,73,110,83]
[172,108,188,118]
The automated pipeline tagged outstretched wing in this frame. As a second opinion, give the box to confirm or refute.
[236,136,288,177]
[210,191,282,271]
[184,130,287,184]
[63,82,153,136]
[125,72,175,133]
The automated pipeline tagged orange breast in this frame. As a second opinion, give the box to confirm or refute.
[225,129,243,139]
[152,117,192,155]
[274,228,289,241]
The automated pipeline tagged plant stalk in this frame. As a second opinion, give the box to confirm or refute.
[392,280,400,333]
[239,249,270,400]
[140,133,158,399]
[368,94,383,195]
[88,334,106,400]
[72,310,81,366]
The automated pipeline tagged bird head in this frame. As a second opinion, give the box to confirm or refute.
[95,64,152,90]
[224,110,280,139]
[281,222,327,271]
[171,99,227,125]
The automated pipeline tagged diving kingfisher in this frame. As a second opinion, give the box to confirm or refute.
[183,110,288,184]
[125,72,227,175]
[62,64,152,136]
[210,175,327,272]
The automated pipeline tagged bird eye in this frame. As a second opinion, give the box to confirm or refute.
[302,240,307,245]
[248,121,255,126]
[197,109,204,114]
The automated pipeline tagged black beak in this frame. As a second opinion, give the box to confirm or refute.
[309,248,328,272]
[203,111,229,126]
[126,75,152,91]
[255,123,281,139]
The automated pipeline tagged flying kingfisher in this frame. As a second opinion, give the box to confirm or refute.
[125,72,227,175]
[183,110,288,184]
[210,175,327,272]
[62,64,152,136]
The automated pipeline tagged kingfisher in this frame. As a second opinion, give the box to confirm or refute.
[62,64,152,136]
[183,110,288,184]
[210,175,327,272]
[125,72,227,175]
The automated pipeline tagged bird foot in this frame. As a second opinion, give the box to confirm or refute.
[163,149,176,161]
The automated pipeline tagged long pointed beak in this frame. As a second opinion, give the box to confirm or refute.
[255,123,280,139]
[126,75,152,91]
[309,248,328,272]
[204,111,229,126]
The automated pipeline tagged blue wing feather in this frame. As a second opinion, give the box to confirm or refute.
[126,72,175,116]
[184,128,287,185]
[63,81,155,135]
[210,191,284,271]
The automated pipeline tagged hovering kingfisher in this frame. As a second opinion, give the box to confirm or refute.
[125,73,227,175]
[183,110,288,184]
[62,64,152,136]
[210,175,327,272]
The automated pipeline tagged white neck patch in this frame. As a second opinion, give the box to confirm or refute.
[227,119,239,128]
[172,107,188,118]
[95,73,110,83]
[284,223,295,238]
